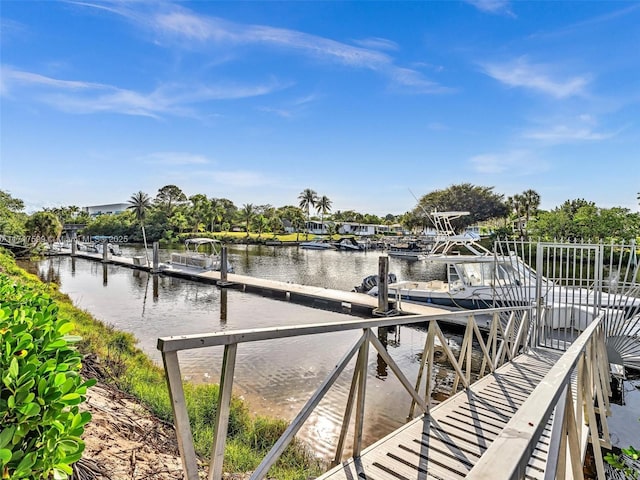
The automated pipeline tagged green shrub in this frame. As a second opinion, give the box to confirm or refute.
[0,275,95,479]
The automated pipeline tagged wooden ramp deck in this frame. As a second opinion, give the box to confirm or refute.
[319,347,565,480]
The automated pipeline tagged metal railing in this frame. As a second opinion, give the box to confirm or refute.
[157,306,532,480]
[467,312,612,480]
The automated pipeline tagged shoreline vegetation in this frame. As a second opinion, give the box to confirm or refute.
[0,248,323,480]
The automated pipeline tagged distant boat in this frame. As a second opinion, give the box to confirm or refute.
[300,240,337,250]
[386,240,429,260]
[334,237,363,251]
[165,238,233,272]
[359,212,640,317]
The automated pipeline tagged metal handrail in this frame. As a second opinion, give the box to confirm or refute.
[158,306,533,480]
[466,312,611,480]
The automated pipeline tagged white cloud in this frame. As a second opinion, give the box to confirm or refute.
[1,65,284,118]
[523,125,615,143]
[75,2,446,93]
[465,0,514,16]
[352,37,399,51]
[470,150,549,175]
[2,66,107,90]
[482,57,589,98]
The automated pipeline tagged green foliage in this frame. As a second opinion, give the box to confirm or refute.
[0,274,94,479]
[155,185,187,216]
[0,190,27,237]
[0,250,322,478]
[605,445,639,479]
[25,212,63,242]
[528,200,640,242]
[414,183,508,232]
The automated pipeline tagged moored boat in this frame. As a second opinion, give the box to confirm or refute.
[300,240,337,250]
[164,238,233,272]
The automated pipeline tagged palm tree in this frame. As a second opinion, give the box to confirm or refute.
[316,195,333,235]
[25,211,62,244]
[127,191,151,265]
[521,189,541,224]
[298,188,318,237]
[239,203,255,236]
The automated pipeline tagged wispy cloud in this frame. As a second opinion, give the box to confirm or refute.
[258,92,320,118]
[482,57,589,98]
[74,1,447,93]
[352,37,399,51]
[470,150,549,175]
[522,114,619,144]
[142,152,210,165]
[528,3,640,40]
[465,0,515,17]
[1,65,284,118]
[523,125,616,143]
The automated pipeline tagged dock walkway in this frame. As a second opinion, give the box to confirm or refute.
[319,347,563,480]
[71,251,486,327]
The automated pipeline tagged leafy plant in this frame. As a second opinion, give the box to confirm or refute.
[605,446,640,479]
[0,275,95,479]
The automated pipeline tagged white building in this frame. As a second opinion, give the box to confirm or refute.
[83,203,129,216]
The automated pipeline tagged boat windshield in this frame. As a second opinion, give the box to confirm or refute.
[458,261,529,287]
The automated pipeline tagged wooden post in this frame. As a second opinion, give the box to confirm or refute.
[221,247,228,282]
[71,238,77,256]
[152,242,159,272]
[373,256,395,316]
[218,246,232,287]
[152,274,159,301]
[102,239,108,263]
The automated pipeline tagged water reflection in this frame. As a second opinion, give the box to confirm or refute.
[28,253,478,460]
[153,274,159,302]
[220,288,228,324]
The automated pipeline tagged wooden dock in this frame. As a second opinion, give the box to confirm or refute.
[69,251,491,328]
[318,347,563,480]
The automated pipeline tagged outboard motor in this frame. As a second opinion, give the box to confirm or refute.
[354,273,397,294]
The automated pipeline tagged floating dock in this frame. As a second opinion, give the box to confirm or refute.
[67,250,490,328]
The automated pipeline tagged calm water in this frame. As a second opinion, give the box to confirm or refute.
[29,245,471,460]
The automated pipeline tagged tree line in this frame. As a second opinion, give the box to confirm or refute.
[1,184,639,245]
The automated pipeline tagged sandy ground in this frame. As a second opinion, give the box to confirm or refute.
[75,380,187,480]
[74,357,252,480]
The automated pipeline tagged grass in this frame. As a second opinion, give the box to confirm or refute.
[0,248,324,479]
[175,231,347,244]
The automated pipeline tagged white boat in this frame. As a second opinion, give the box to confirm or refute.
[359,211,640,316]
[387,240,429,260]
[94,242,121,256]
[334,238,363,251]
[300,240,337,250]
[166,238,233,272]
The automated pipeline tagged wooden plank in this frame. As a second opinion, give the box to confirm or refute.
[318,348,567,480]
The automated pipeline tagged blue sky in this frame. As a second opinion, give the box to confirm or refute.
[1,1,639,216]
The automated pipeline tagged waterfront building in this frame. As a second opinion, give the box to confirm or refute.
[82,203,129,216]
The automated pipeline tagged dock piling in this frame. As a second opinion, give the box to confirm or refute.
[218,247,232,287]
[102,239,109,263]
[374,256,396,316]
[152,242,160,272]
[71,238,77,257]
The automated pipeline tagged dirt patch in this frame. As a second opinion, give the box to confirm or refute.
[74,355,190,479]
[72,357,259,480]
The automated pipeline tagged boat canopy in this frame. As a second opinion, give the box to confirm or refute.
[185,238,224,246]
